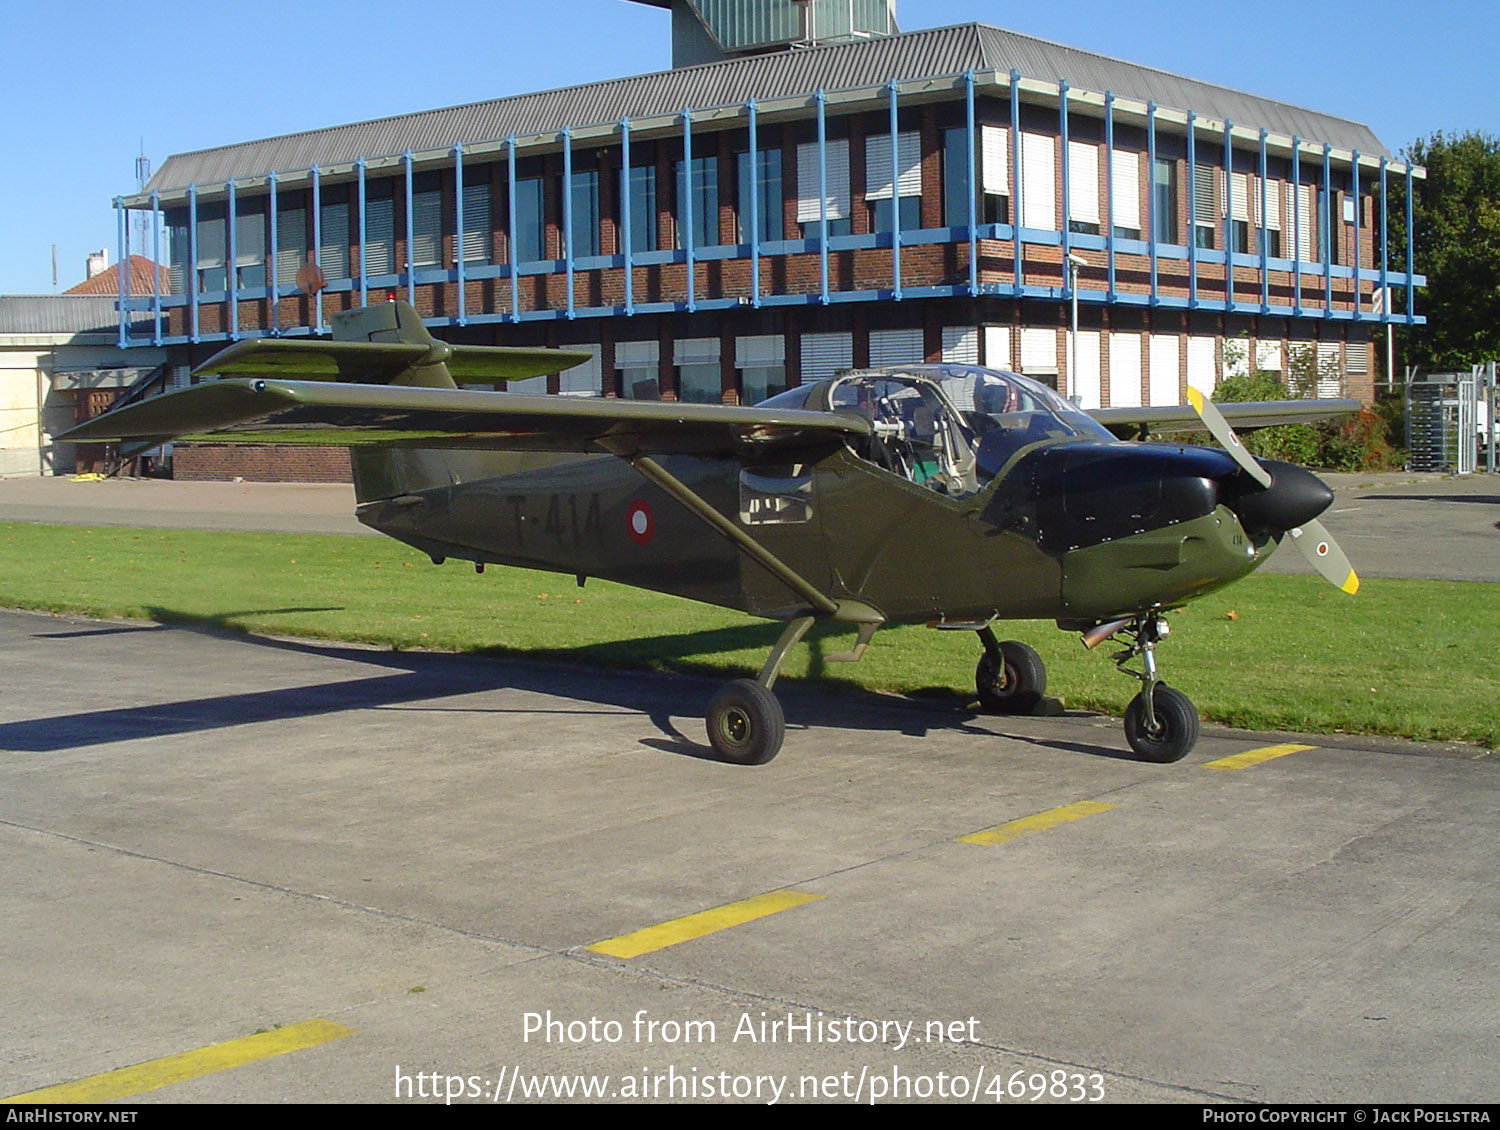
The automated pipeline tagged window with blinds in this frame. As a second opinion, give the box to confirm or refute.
[1192,164,1216,249]
[364,192,394,276]
[1020,327,1056,376]
[1019,133,1056,231]
[1108,332,1143,409]
[799,331,852,384]
[275,204,306,286]
[796,138,851,237]
[1187,335,1217,395]
[1148,335,1180,405]
[319,196,350,280]
[461,180,491,264]
[1067,140,1100,235]
[941,326,979,366]
[675,336,721,403]
[737,334,787,404]
[1111,150,1141,239]
[196,211,226,292]
[234,208,266,288]
[558,343,601,396]
[616,339,661,400]
[410,177,443,268]
[868,328,923,367]
[1255,177,1283,258]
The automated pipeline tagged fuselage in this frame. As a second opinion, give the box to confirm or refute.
[350,367,1289,627]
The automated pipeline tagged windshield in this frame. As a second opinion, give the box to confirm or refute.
[875,365,1113,483]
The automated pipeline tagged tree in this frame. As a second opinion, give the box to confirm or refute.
[1389,132,1500,370]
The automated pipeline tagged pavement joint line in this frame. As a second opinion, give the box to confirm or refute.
[2,1019,353,1104]
[1201,743,1318,771]
[956,800,1118,846]
[584,889,825,959]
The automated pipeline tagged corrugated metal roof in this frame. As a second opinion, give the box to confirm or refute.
[147,22,1387,193]
[0,296,122,336]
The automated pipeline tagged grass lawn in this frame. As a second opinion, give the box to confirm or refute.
[2,521,1496,748]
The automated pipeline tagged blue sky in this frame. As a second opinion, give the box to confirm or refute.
[2,0,1494,295]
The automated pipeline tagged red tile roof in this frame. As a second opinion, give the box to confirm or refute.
[63,255,171,296]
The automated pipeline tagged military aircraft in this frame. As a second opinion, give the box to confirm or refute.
[63,300,1358,766]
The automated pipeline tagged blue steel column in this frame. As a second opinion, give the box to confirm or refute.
[563,127,575,319]
[507,136,519,323]
[1059,80,1071,284]
[816,88,829,304]
[748,99,760,306]
[620,119,634,315]
[454,145,466,325]
[1379,157,1389,327]
[681,111,695,312]
[404,151,416,307]
[1404,164,1414,325]
[965,70,977,297]
[1009,70,1021,293]
[115,197,127,348]
[311,168,323,332]
[150,189,162,345]
[1186,113,1197,309]
[1105,91,1116,301]
[268,174,279,332]
[1147,102,1157,304]
[1257,130,1269,314]
[1351,151,1362,319]
[188,184,199,342]
[1292,139,1302,316]
[357,158,368,306]
[1221,120,1233,305]
[227,180,238,339]
[1322,144,1333,316]
[888,79,902,300]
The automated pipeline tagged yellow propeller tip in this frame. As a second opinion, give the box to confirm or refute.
[1341,572,1360,595]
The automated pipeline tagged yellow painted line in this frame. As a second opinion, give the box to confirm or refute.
[586,889,823,959]
[3,1018,353,1104]
[958,800,1117,846]
[1202,743,1317,771]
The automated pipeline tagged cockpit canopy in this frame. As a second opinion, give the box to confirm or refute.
[760,364,1114,496]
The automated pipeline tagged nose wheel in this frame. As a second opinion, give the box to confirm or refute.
[1097,612,1200,763]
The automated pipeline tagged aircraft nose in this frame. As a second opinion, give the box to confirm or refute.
[1221,460,1335,535]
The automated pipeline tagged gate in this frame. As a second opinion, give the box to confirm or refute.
[1406,366,1494,473]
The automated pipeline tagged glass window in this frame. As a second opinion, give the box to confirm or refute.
[319,190,350,280]
[870,195,921,234]
[943,126,971,227]
[461,178,491,264]
[678,364,720,402]
[364,185,395,275]
[675,156,718,249]
[234,207,266,289]
[567,169,600,259]
[1192,163,1216,250]
[1152,158,1178,245]
[411,173,443,267]
[736,147,782,244]
[196,209,226,292]
[275,200,306,286]
[512,177,544,262]
[619,164,658,254]
[801,217,852,239]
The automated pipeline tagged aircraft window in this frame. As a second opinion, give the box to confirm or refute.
[828,374,977,496]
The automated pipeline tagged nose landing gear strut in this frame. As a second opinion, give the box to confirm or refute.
[1087,612,1200,763]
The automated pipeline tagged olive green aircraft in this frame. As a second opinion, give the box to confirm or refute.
[64,300,1359,767]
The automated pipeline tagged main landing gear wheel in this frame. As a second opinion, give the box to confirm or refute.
[1123,684,1199,763]
[706,678,785,766]
[975,639,1046,715]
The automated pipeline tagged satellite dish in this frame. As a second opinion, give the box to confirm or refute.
[295,263,327,295]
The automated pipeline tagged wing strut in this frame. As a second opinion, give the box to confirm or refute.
[621,451,840,618]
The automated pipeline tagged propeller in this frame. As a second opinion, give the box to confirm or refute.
[1185,387,1359,594]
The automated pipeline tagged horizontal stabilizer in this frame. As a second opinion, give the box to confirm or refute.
[191,337,593,384]
[58,378,871,459]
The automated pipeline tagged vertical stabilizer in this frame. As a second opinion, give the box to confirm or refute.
[332,301,457,389]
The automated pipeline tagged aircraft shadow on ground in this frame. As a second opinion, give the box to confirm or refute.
[0,610,1122,762]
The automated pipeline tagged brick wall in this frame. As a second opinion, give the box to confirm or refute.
[174,443,351,483]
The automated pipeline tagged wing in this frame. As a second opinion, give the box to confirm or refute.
[58,378,872,459]
[192,338,593,384]
[1091,398,1360,438]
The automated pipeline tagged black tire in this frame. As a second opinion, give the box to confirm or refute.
[705,679,785,766]
[1123,684,1199,763]
[975,640,1046,714]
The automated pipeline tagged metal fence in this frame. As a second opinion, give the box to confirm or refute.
[1406,362,1497,473]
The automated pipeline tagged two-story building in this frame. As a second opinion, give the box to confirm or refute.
[105,2,1423,480]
